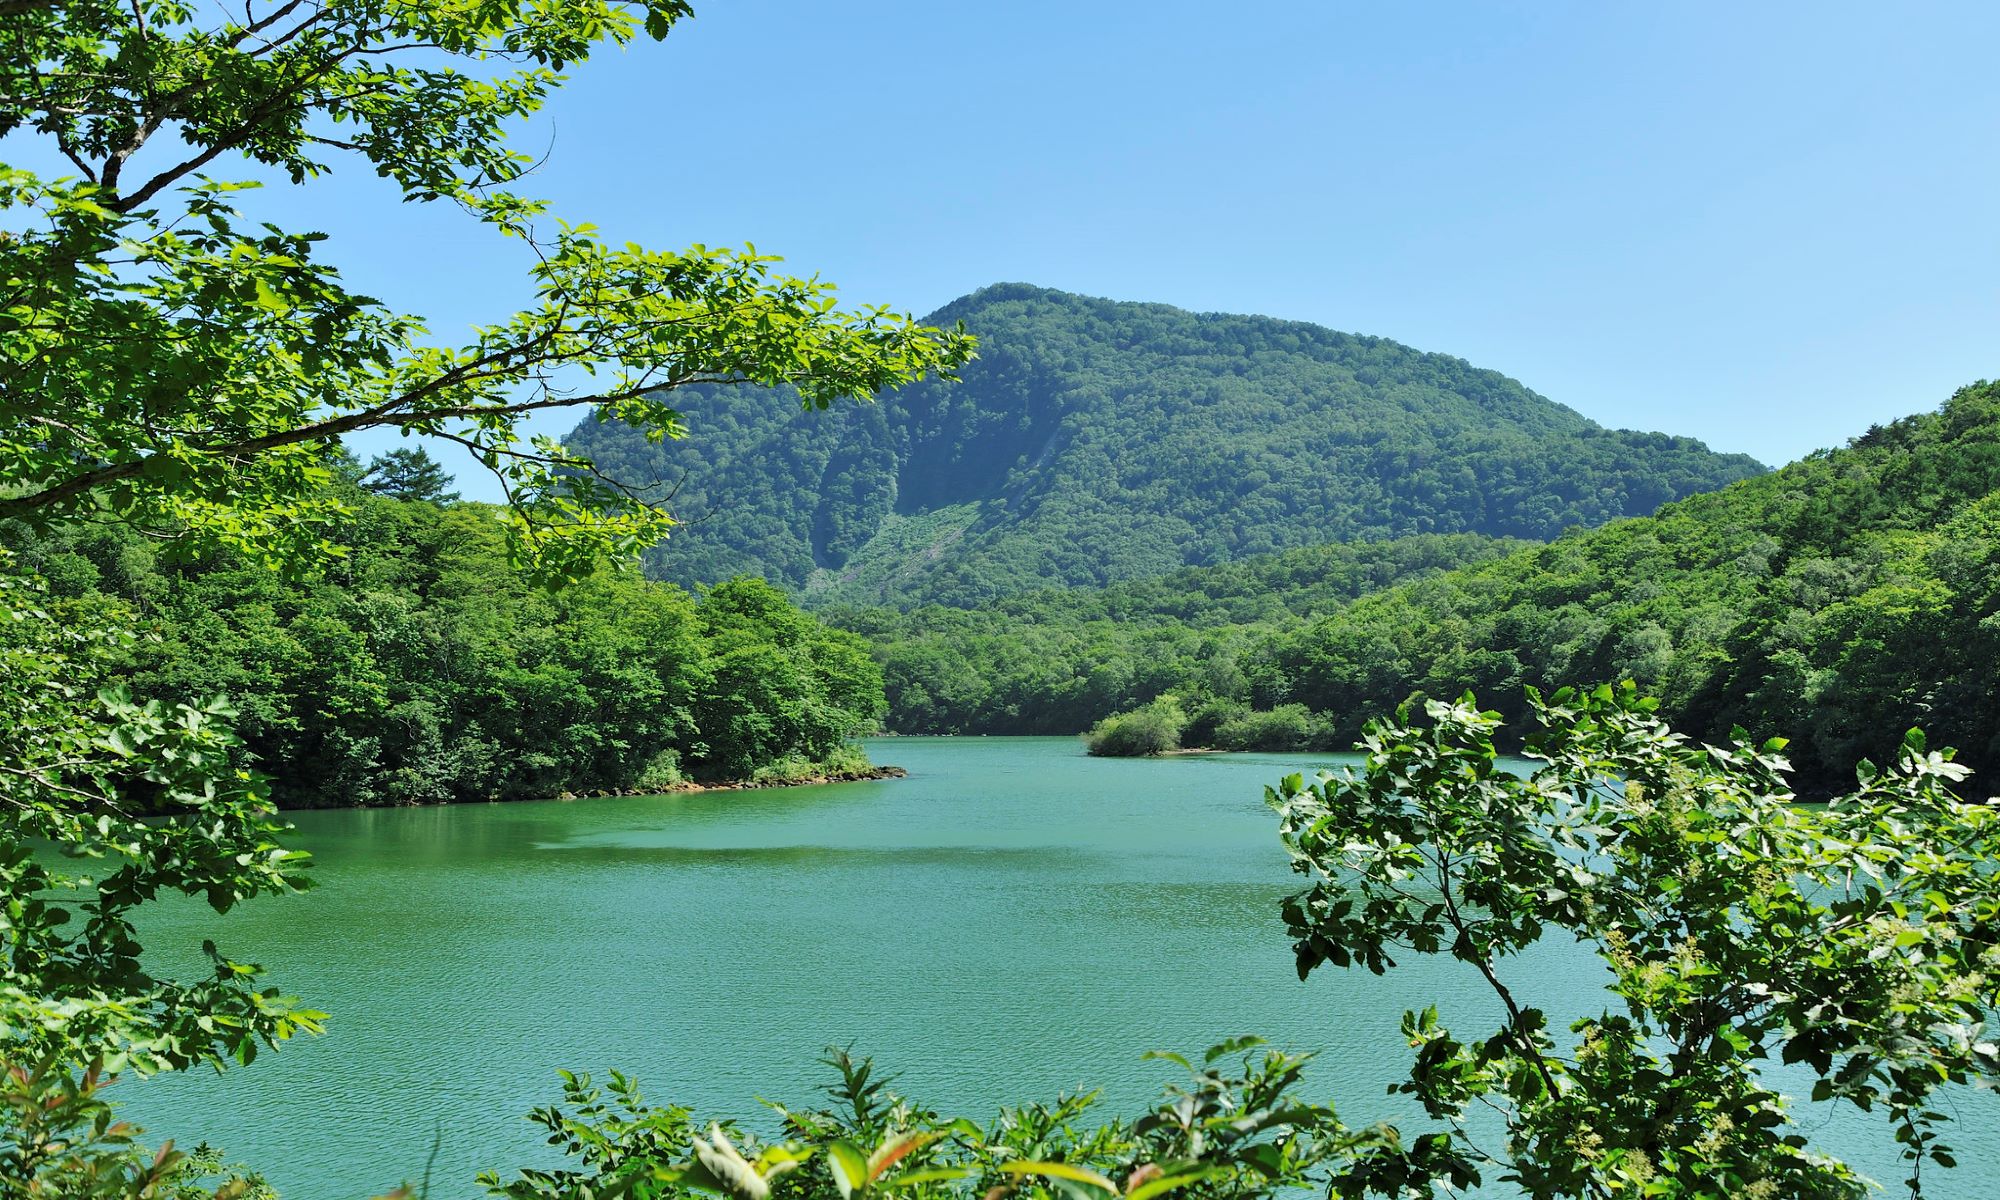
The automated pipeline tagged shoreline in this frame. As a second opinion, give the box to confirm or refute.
[568,763,909,799]
[275,764,908,811]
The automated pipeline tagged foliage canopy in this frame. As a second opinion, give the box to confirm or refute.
[0,0,963,1182]
[0,0,970,576]
[835,534,1523,736]
[1271,684,2000,1198]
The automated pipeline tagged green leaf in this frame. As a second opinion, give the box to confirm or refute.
[827,1140,869,1199]
[867,1131,938,1181]
[1203,1036,1266,1063]
[686,1126,769,1200]
[1000,1162,1119,1194]
[1127,1169,1221,1200]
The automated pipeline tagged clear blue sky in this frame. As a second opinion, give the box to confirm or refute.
[99,3,2000,489]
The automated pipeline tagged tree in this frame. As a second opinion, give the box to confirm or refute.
[689,577,884,779]
[0,0,969,1180]
[1269,684,2000,1198]
[362,447,460,504]
[0,0,973,578]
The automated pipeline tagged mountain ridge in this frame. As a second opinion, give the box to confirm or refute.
[568,283,1766,607]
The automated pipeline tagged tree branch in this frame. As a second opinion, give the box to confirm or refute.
[221,0,308,50]
[0,364,746,520]
[1433,848,1565,1105]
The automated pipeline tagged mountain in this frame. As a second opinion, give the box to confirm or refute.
[850,381,2000,794]
[567,283,1766,607]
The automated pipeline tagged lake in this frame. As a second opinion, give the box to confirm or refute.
[125,737,1998,1198]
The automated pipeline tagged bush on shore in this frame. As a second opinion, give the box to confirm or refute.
[1088,696,1339,755]
[1212,703,1332,751]
[1084,696,1187,756]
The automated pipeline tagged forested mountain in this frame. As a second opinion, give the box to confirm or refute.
[849,382,2000,794]
[568,284,1765,607]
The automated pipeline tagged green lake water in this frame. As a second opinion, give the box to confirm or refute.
[124,737,1999,1198]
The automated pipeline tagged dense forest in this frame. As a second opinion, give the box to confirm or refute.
[847,382,2000,793]
[568,284,1765,608]
[3,455,885,808]
[22,377,1986,806]
[828,534,1524,734]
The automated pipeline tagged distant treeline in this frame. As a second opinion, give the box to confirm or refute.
[826,534,1524,735]
[7,460,883,807]
[841,383,2000,793]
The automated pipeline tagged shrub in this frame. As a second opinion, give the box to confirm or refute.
[480,1041,1372,1200]
[1213,704,1328,751]
[1182,698,1250,748]
[1084,697,1186,757]
[1268,684,2000,1196]
[636,749,686,791]
[747,744,875,785]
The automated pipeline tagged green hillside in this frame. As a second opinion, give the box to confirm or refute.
[854,382,2000,794]
[1259,381,2000,791]
[567,284,1765,607]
